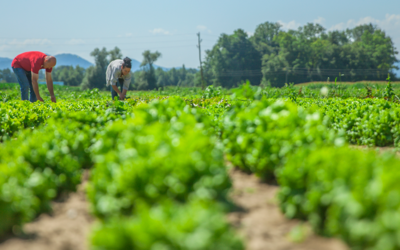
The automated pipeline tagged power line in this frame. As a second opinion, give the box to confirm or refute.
[0,39,216,46]
[0,33,220,40]
[0,34,195,40]
[216,68,393,77]
[0,44,216,53]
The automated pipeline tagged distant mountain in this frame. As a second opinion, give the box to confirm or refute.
[54,54,170,72]
[54,53,93,69]
[0,54,94,70]
[54,54,169,72]
[0,57,12,70]
[130,58,141,72]
[154,64,170,71]
[0,53,171,71]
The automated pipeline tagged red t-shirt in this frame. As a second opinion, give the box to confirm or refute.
[11,51,53,74]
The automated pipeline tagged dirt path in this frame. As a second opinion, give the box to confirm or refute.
[1,167,351,250]
[0,171,94,250]
[228,168,348,250]
[350,145,400,156]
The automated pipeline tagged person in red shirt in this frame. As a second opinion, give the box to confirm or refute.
[11,51,57,103]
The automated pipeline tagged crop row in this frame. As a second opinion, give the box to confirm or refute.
[88,98,243,249]
[0,111,110,236]
[230,82,400,147]
[0,96,154,140]
[3,94,400,249]
[5,84,400,149]
[0,98,243,249]
[223,98,400,250]
[297,98,400,147]
[0,94,229,140]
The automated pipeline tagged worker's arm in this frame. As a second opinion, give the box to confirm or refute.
[31,72,44,102]
[111,85,125,100]
[46,72,56,103]
[121,89,127,100]
[121,76,130,99]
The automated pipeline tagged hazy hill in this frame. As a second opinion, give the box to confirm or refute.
[0,57,12,70]
[54,54,170,71]
[0,53,170,71]
[54,54,93,68]
[0,54,94,70]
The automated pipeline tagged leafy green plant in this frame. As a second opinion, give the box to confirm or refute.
[202,85,223,99]
[90,201,244,250]
[87,110,230,218]
[278,147,400,250]
[384,74,395,101]
[222,99,343,180]
[0,111,108,237]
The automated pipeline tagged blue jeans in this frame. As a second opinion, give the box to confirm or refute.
[12,67,37,102]
[111,78,124,100]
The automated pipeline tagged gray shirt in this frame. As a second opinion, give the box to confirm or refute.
[106,59,132,90]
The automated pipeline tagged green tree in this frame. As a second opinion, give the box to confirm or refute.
[133,65,198,89]
[155,68,168,89]
[135,50,162,90]
[204,29,262,88]
[259,22,398,86]
[81,47,123,90]
[251,22,281,55]
[109,47,123,61]
[0,69,17,83]
[52,66,85,86]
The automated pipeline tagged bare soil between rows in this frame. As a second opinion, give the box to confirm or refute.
[0,167,351,250]
[227,167,348,250]
[0,171,93,250]
[4,144,396,250]
[350,145,400,156]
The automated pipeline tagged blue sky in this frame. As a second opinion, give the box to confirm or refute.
[1,0,399,68]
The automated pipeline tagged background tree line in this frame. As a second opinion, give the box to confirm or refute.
[0,69,17,83]
[132,65,199,90]
[1,21,398,89]
[53,47,198,90]
[0,64,86,86]
[203,22,399,88]
[1,47,198,89]
[79,48,199,90]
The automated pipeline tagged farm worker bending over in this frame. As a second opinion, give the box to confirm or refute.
[11,51,57,103]
[106,57,132,100]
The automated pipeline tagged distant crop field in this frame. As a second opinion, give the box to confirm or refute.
[297,80,400,86]
[2,83,400,250]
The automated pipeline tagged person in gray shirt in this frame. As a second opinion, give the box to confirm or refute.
[106,57,132,100]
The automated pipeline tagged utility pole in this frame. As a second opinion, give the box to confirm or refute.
[197,32,206,90]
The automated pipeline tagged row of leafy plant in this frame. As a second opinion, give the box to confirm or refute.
[222,98,400,250]
[3,80,400,146]
[296,98,400,147]
[87,98,243,249]
[0,96,156,140]
[229,82,400,147]
[0,98,243,249]
[0,89,230,140]
[0,111,115,237]
[4,89,400,249]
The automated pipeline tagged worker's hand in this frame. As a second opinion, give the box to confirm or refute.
[119,94,125,100]
[37,96,44,102]
[51,95,57,103]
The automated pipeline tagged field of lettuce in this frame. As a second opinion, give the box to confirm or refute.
[1,80,400,250]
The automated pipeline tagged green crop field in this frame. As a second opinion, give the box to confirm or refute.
[1,80,400,250]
